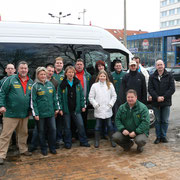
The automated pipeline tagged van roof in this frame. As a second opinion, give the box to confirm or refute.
[0,21,132,56]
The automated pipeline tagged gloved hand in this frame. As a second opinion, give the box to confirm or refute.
[107,104,112,108]
[94,104,100,109]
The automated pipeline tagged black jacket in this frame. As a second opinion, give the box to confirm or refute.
[60,77,80,112]
[121,70,147,105]
[148,69,175,107]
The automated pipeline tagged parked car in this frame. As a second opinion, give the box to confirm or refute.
[170,67,180,81]
[146,67,172,75]
[145,66,156,75]
[146,66,180,81]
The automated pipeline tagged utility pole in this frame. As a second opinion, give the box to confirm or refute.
[124,0,127,47]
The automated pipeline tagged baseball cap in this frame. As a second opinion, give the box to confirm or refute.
[129,60,137,66]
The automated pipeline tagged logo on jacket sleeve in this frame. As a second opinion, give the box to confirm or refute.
[13,84,21,88]
[113,80,117,84]
[137,114,141,118]
[49,89,53,93]
[37,91,45,95]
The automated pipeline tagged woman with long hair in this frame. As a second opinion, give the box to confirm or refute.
[89,70,117,148]
[58,66,90,149]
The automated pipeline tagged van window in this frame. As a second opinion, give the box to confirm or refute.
[110,52,127,70]
[84,50,109,75]
[0,43,108,79]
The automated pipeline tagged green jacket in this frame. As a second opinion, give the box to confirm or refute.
[53,70,64,84]
[0,76,8,88]
[31,80,59,118]
[115,100,150,137]
[112,70,126,96]
[0,74,33,118]
[58,77,85,114]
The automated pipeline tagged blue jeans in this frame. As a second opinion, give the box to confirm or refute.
[63,112,88,146]
[153,106,170,139]
[95,118,114,132]
[36,117,56,151]
[56,114,64,142]
[30,124,39,148]
[112,102,119,132]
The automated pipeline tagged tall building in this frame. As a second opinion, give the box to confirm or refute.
[160,0,180,30]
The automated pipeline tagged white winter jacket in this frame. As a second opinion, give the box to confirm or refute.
[89,81,117,119]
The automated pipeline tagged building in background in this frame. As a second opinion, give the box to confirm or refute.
[105,1,180,68]
[160,0,180,30]
[127,28,180,67]
[105,29,148,44]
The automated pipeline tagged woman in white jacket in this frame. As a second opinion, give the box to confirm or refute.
[89,70,117,148]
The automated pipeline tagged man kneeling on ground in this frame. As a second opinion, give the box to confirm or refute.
[112,89,150,153]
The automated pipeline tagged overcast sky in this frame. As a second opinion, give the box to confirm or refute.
[0,0,160,32]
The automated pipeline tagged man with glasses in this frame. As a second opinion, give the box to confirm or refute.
[0,64,16,141]
[0,64,16,87]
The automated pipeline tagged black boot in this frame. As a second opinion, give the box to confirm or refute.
[94,131,100,148]
[109,131,116,147]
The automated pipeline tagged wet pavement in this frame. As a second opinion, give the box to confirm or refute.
[0,128,180,180]
[0,85,180,180]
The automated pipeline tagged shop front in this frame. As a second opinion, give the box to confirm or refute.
[127,28,180,67]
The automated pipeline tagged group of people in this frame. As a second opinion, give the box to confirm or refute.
[0,56,175,165]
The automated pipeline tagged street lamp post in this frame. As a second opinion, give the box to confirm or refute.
[78,9,86,25]
[48,12,71,24]
[124,0,127,47]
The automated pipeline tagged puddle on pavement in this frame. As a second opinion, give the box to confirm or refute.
[141,161,156,168]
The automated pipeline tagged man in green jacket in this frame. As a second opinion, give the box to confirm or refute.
[112,89,150,153]
[112,59,126,109]
[112,60,126,131]
[52,57,64,146]
[0,64,16,127]
[53,57,64,84]
[0,61,33,165]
